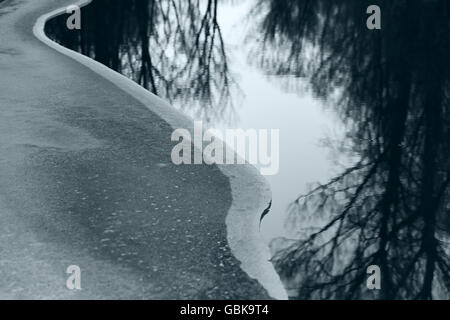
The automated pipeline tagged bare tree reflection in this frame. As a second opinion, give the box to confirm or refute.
[254,0,450,299]
[45,0,237,124]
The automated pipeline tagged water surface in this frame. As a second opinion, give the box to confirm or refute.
[46,0,450,299]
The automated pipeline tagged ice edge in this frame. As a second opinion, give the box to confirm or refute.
[33,0,288,300]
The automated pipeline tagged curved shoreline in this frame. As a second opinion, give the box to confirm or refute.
[33,0,287,299]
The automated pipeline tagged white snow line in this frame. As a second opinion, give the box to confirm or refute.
[33,0,287,300]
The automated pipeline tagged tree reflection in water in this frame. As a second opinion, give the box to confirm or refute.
[253,0,450,299]
[45,0,238,124]
[45,0,450,299]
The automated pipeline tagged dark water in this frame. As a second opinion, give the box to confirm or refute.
[46,0,450,299]
[46,0,236,123]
